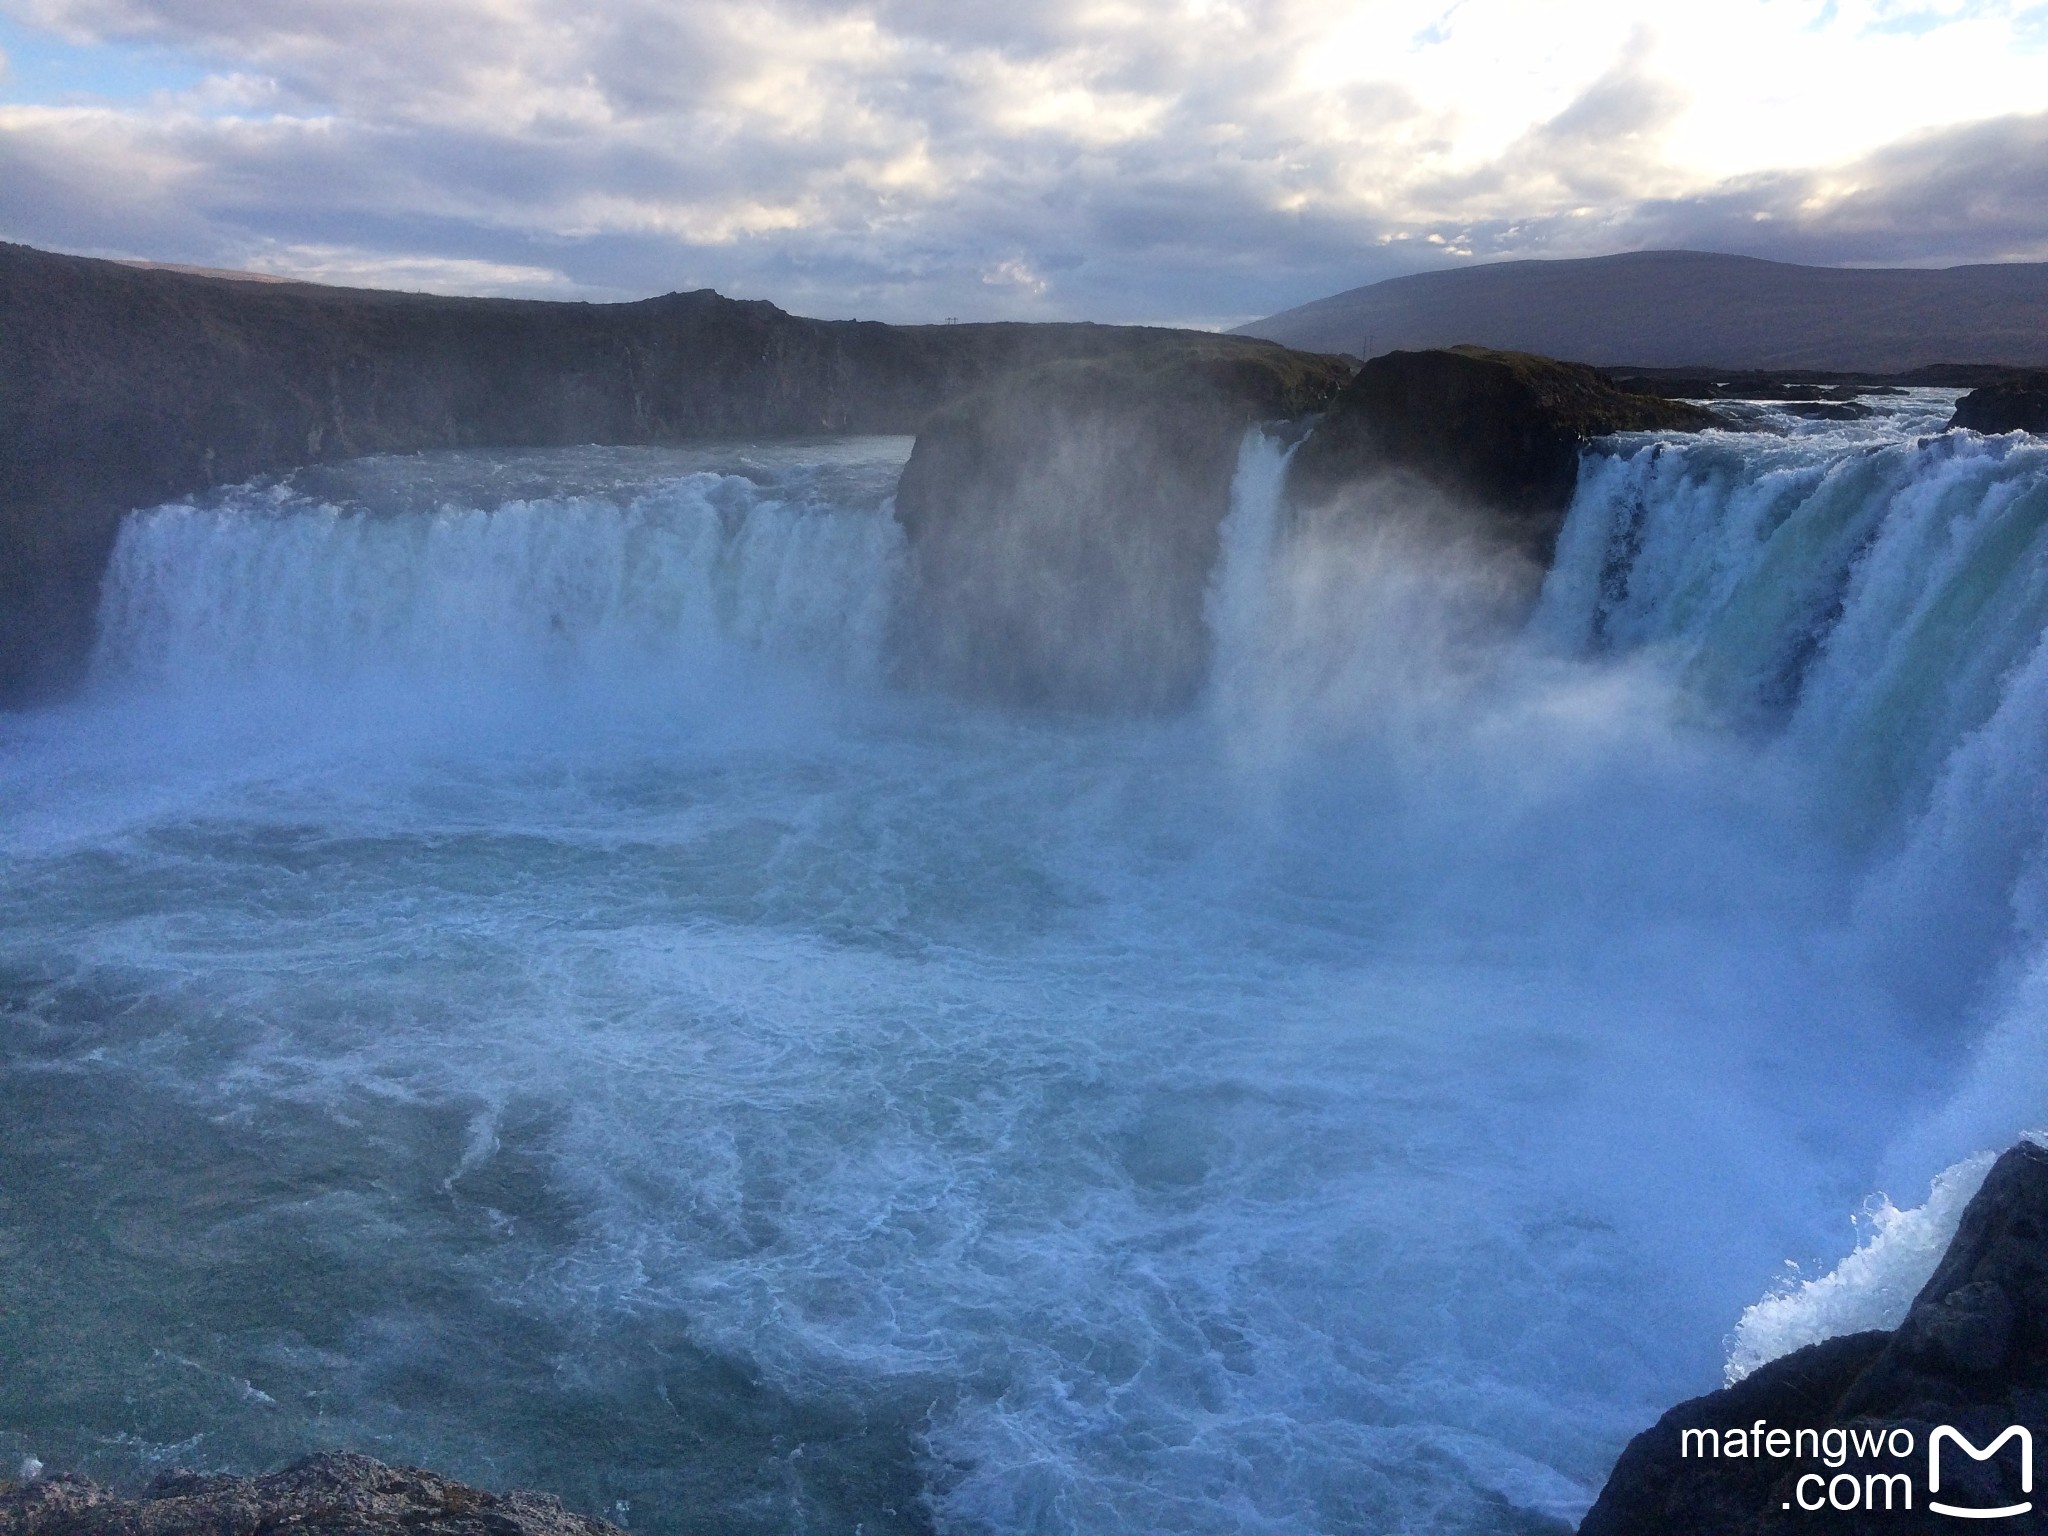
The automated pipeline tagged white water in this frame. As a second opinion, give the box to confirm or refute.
[1535,397,2048,1381]
[2,403,2046,1534]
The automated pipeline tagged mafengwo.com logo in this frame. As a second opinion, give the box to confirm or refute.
[1680,1420,2034,1517]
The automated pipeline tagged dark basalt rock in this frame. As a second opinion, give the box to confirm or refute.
[891,342,1353,711]
[0,1453,620,1536]
[1287,347,1719,563]
[1950,374,2048,435]
[0,241,1321,707]
[1580,1141,2048,1534]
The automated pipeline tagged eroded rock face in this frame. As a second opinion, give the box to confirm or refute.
[0,1453,620,1536]
[1950,375,2048,435]
[891,344,1352,711]
[1286,347,1719,563]
[1579,1141,2048,1535]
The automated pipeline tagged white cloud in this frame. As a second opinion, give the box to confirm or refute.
[240,242,580,294]
[1,0,2045,322]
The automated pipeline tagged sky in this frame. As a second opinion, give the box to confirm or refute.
[1,0,2046,325]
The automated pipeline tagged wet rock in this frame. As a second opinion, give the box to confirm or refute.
[1895,1278,2014,1376]
[0,1452,622,1536]
[1577,1332,1892,1536]
[1286,347,1719,563]
[1580,1141,2048,1534]
[1950,374,2048,435]
[891,342,1352,711]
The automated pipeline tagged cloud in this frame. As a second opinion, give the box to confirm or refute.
[1736,109,2048,264]
[0,0,2045,321]
[239,243,580,293]
[1447,108,2048,268]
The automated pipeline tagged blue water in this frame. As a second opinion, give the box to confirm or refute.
[4,400,2046,1533]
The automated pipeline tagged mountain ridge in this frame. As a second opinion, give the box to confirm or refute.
[1234,250,2048,372]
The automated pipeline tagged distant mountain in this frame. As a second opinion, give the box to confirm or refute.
[1233,251,2048,372]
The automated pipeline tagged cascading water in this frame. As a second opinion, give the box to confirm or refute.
[1532,396,2048,1383]
[1203,428,1295,725]
[2,403,2047,1535]
[90,446,903,704]
[1539,409,2048,848]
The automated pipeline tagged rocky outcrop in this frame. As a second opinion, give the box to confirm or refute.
[0,1453,620,1536]
[1950,374,2048,435]
[1580,1141,2048,1534]
[889,343,1718,712]
[1287,347,1719,562]
[0,241,1316,706]
[891,342,1353,710]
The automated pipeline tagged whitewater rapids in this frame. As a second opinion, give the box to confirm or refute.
[3,398,2046,1535]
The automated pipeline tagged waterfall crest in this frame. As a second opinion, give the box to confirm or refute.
[1539,428,2048,843]
[89,460,904,703]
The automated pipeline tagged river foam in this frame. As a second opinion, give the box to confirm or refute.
[2,400,2045,1534]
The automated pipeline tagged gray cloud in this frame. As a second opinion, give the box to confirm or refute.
[1,0,2045,324]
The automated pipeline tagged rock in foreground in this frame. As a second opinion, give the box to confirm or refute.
[0,1453,621,1536]
[1950,374,2048,435]
[1287,347,1719,561]
[1581,1141,2048,1534]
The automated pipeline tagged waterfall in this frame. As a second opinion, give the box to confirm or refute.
[19,414,2048,1532]
[1537,415,2048,1378]
[1203,427,1296,722]
[1538,429,2048,841]
[1542,425,2048,996]
[89,463,904,704]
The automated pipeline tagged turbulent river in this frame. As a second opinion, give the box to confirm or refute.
[5,399,2048,1534]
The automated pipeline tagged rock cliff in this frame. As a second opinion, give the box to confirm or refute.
[0,241,1306,705]
[889,343,1719,712]
[0,1453,619,1536]
[1580,1141,2048,1535]
[891,343,1353,710]
[1950,374,2048,435]
[1286,346,1719,563]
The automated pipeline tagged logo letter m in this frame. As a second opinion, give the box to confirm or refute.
[1931,1425,2034,1519]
